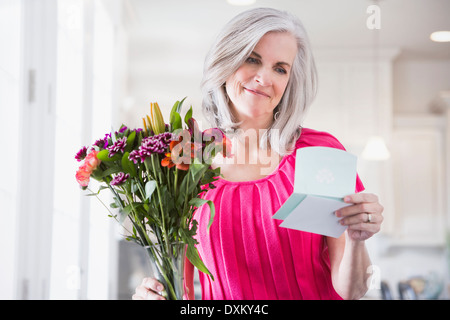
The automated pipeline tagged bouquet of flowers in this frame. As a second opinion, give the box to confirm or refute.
[75,98,231,299]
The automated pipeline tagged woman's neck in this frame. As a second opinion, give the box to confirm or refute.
[236,114,273,139]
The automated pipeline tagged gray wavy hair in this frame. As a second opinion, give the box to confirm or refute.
[201,7,318,156]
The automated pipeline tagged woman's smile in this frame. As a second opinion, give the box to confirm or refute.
[243,87,271,98]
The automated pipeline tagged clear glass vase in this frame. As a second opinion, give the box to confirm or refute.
[144,242,186,300]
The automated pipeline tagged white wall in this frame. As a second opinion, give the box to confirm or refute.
[393,57,450,114]
[0,0,21,300]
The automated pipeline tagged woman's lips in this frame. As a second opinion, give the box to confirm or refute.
[244,87,270,98]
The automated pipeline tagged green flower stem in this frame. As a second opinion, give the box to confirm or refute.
[182,170,190,217]
[146,244,179,300]
[166,166,172,194]
[125,199,178,299]
[123,189,154,246]
[174,168,179,199]
[106,184,149,247]
[136,181,146,202]
[150,154,170,255]
[130,218,150,247]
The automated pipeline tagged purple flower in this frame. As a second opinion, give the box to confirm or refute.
[110,172,130,186]
[107,137,127,157]
[128,132,173,163]
[75,146,88,162]
[140,132,172,157]
[104,133,111,148]
[119,126,128,133]
[94,133,111,149]
[128,150,141,164]
[93,138,106,148]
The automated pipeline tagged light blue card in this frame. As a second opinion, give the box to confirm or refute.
[272,147,357,238]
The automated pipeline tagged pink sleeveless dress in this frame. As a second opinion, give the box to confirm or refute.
[193,128,365,300]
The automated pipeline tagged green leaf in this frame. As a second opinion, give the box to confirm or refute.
[201,167,221,185]
[170,98,187,131]
[170,111,182,131]
[171,97,186,115]
[190,160,209,187]
[98,185,109,191]
[179,227,213,280]
[145,180,157,200]
[130,179,139,194]
[189,198,215,230]
[186,243,213,280]
[170,100,180,117]
[96,149,120,162]
[125,130,136,152]
[121,152,137,177]
[178,96,187,110]
[85,192,99,197]
[119,202,143,223]
[97,166,122,178]
[184,105,193,126]
[96,149,110,161]
[170,100,180,126]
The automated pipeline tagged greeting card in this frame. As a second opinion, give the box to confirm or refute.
[272,146,357,238]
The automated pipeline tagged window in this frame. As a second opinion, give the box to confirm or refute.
[5,0,125,300]
[50,0,120,300]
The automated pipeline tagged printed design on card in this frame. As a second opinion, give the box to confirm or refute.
[315,168,335,184]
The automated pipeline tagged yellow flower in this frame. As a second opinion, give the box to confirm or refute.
[148,102,166,135]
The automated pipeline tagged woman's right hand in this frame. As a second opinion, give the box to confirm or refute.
[132,277,166,300]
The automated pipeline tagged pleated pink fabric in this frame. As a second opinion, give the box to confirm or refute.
[193,128,365,300]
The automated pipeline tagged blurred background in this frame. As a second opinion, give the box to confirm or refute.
[1,0,449,300]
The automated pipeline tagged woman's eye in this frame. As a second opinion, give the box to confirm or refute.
[245,57,287,74]
[246,57,259,64]
[275,67,287,75]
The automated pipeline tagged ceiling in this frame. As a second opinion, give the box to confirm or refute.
[120,0,450,124]
[126,0,450,59]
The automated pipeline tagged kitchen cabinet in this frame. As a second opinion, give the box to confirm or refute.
[390,115,447,246]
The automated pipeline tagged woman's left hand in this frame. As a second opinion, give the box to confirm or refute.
[335,193,384,242]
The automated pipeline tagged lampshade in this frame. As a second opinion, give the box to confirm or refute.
[361,136,391,161]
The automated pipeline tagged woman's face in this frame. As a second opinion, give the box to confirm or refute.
[225,31,298,125]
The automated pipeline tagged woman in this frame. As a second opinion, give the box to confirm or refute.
[133,7,383,300]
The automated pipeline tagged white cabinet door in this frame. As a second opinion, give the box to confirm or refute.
[391,116,446,245]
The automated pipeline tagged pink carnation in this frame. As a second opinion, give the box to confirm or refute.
[75,151,101,188]
[76,163,91,187]
[84,150,101,172]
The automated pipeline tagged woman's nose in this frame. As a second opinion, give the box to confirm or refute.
[254,68,272,86]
